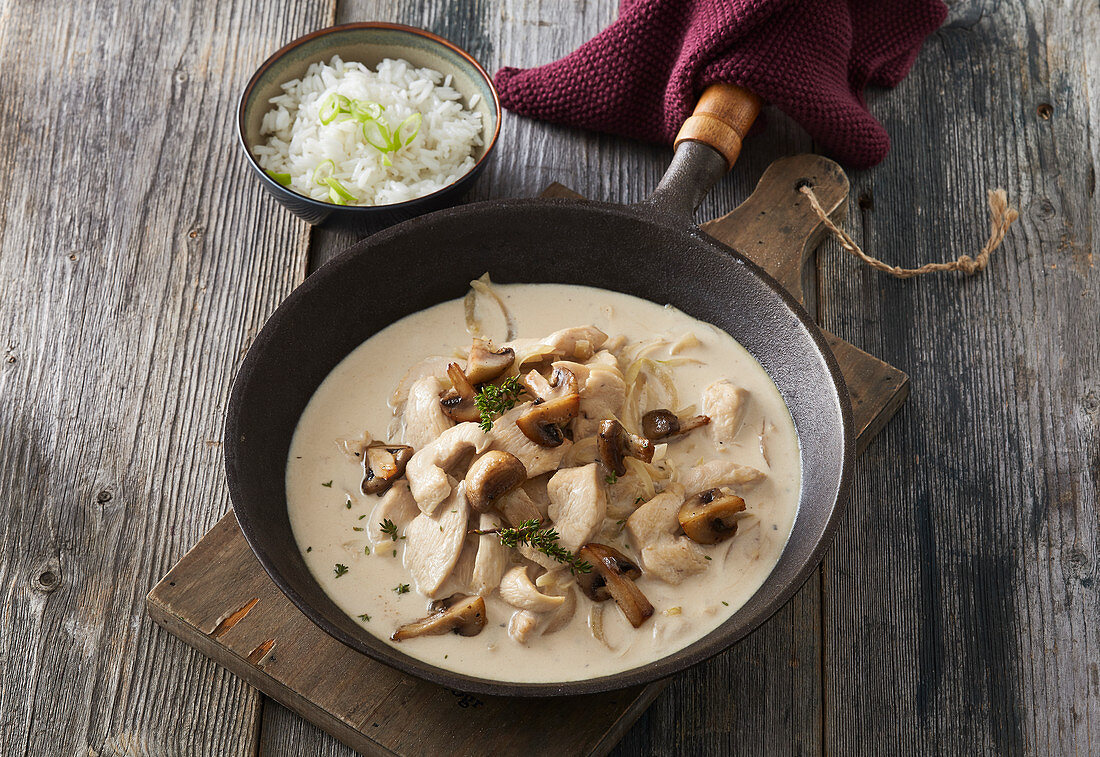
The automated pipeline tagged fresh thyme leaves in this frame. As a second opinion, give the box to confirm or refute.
[334,563,349,578]
[306,546,312,553]
[380,518,399,541]
[364,544,370,555]
[392,549,397,557]
[472,518,593,574]
[704,555,712,560]
[322,480,333,488]
[605,471,618,485]
[346,499,352,509]
[634,496,645,504]
[352,526,364,532]
[358,613,371,622]
[358,514,366,520]
[721,601,729,606]
[394,583,410,595]
[474,375,525,431]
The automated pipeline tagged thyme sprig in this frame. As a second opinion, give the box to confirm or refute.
[474,375,526,432]
[379,518,399,541]
[472,518,592,574]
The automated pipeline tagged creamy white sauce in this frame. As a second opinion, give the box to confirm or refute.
[286,283,800,683]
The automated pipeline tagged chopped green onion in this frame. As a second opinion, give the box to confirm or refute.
[265,170,292,186]
[361,119,392,152]
[319,93,350,125]
[324,177,357,205]
[350,99,382,122]
[312,159,336,184]
[396,112,422,146]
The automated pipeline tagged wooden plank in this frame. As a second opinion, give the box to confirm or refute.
[149,512,667,757]
[818,2,1100,755]
[0,0,333,754]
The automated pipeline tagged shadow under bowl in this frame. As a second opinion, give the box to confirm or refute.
[237,22,501,232]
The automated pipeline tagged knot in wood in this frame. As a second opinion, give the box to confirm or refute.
[30,560,62,594]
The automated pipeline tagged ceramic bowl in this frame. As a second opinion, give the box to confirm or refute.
[237,22,501,230]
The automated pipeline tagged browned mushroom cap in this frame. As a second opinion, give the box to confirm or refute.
[439,363,481,423]
[361,443,414,495]
[576,543,653,628]
[575,543,641,600]
[465,450,527,512]
[678,488,748,544]
[597,419,654,476]
[515,393,580,447]
[390,593,488,641]
[465,339,515,385]
[641,409,711,440]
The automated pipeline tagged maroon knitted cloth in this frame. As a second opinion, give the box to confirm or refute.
[495,0,947,169]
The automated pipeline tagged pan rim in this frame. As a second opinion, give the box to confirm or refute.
[225,196,854,697]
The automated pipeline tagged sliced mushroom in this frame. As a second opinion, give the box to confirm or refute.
[575,543,642,600]
[465,450,527,512]
[678,488,749,544]
[597,419,654,476]
[576,543,653,628]
[390,593,487,641]
[465,339,515,384]
[515,394,580,447]
[499,566,567,612]
[439,363,481,423]
[641,409,711,440]
[361,443,414,495]
[520,365,579,402]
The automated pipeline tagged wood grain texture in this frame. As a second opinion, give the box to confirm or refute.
[0,0,332,754]
[150,512,666,757]
[817,2,1100,755]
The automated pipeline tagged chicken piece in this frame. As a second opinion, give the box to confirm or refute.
[521,473,552,518]
[488,403,571,476]
[554,359,627,439]
[508,609,542,644]
[403,375,454,450]
[449,532,479,593]
[678,459,765,496]
[606,471,650,519]
[506,326,610,369]
[542,325,608,360]
[403,484,470,597]
[702,380,749,445]
[390,355,455,411]
[366,480,419,546]
[499,566,567,612]
[470,511,509,595]
[547,463,607,553]
[405,422,490,514]
[497,489,559,570]
[625,483,709,585]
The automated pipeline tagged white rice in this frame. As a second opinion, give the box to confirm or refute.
[252,55,483,207]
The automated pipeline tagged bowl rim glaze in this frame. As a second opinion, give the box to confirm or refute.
[236,21,502,214]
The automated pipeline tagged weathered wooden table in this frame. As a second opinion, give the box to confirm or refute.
[2,1,1096,755]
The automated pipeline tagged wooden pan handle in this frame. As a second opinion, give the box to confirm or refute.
[674,83,762,169]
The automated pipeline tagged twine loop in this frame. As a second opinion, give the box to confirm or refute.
[799,185,1019,279]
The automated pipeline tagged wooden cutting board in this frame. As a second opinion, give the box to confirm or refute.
[146,154,908,757]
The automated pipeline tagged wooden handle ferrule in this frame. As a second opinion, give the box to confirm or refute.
[674,83,762,170]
